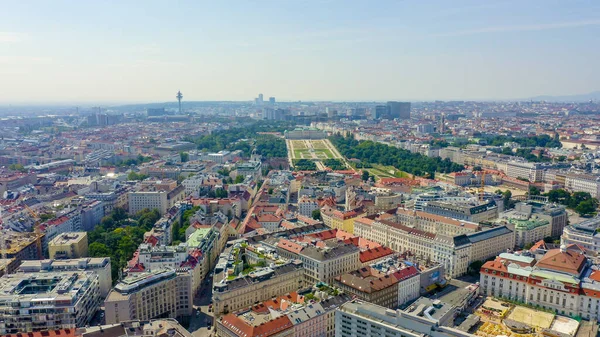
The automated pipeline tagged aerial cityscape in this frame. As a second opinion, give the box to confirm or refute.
[2,1,600,337]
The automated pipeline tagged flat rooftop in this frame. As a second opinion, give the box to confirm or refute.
[0,271,96,305]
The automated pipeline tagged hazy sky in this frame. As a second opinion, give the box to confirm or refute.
[1,0,600,104]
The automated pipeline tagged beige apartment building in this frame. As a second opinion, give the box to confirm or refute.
[104,268,193,325]
[128,181,185,215]
[212,261,304,316]
[48,232,89,259]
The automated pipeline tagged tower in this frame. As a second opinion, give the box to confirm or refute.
[176,91,183,114]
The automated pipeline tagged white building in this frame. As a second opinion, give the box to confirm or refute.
[128,185,184,215]
[17,257,113,297]
[335,299,471,337]
[104,268,193,325]
[565,173,600,198]
[298,195,319,218]
[0,271,101,334]
[561,217,600,256]
[480,246,600,321]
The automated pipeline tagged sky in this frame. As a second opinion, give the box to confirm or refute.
[1,0,600,104]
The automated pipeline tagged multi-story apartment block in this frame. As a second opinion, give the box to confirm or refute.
[480,245,600,321]
[298,195,319,218]
[217,293,351,337]
[104,268,193,325]
[421,199,500,223]
[395,208,480,237]
[0,271,101,334]
[80,200,105,231]
[17,257,112,297]
[335,299,469,337]
[48,232,89,259]
[502,217,551,248]
[128,185,184,215]
[565,173,600,198]
[212,261,305,316]
[320,208,366,234]
[132,243,204,294]
[40,215,77,255]
[335,267,400,308]
[234,160,262,180]
[501,201,568,238]
[506,161,545,182]
[0,231,43,266]
[561,217,600,256]
[354,215,514,278]
[276,240,360,284]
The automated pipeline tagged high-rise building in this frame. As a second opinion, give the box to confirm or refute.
[374,105,388,119]
[269,96,275,104]
[386,101,411,119]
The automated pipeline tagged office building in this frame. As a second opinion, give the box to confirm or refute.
[104,268,193,324]
[0,271,101,334]
[17,257,112,297]
[386,101,411,119]
[48,232,89,259]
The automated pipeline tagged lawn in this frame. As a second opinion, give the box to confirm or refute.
[372,164,411,178]
[293,149,311,159]
[291,140,307,149]
[310,140,328,149]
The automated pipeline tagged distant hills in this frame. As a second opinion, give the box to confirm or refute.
[527,91,600,102]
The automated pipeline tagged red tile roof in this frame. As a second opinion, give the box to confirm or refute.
[220,314,293,337]
[536,248,587,275]
[359,246,394,263]
[2,329,77,337]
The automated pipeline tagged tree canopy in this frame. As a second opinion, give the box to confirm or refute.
[88,208,161,284]
[330,134,464,177]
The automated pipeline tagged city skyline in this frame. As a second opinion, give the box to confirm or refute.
[1,0,600,103]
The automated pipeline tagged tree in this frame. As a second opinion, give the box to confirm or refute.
[472,166,482,171]
[468,260,483,275]
[312,209,322,221]
[361,170,370,182]
[234,175,245,184]
[215,188,228,198]
[89,242,111,257]
[529,186,541,196]
[576,199,598,216]
[8,164,25,172]
[502,190,512,205]
[128,171,148,181]
[180,151,189,162]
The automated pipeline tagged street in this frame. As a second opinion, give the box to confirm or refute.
[189,275,215,337]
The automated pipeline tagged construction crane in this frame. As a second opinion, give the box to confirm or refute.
[23,203,41,234]
[479,171,486,202]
